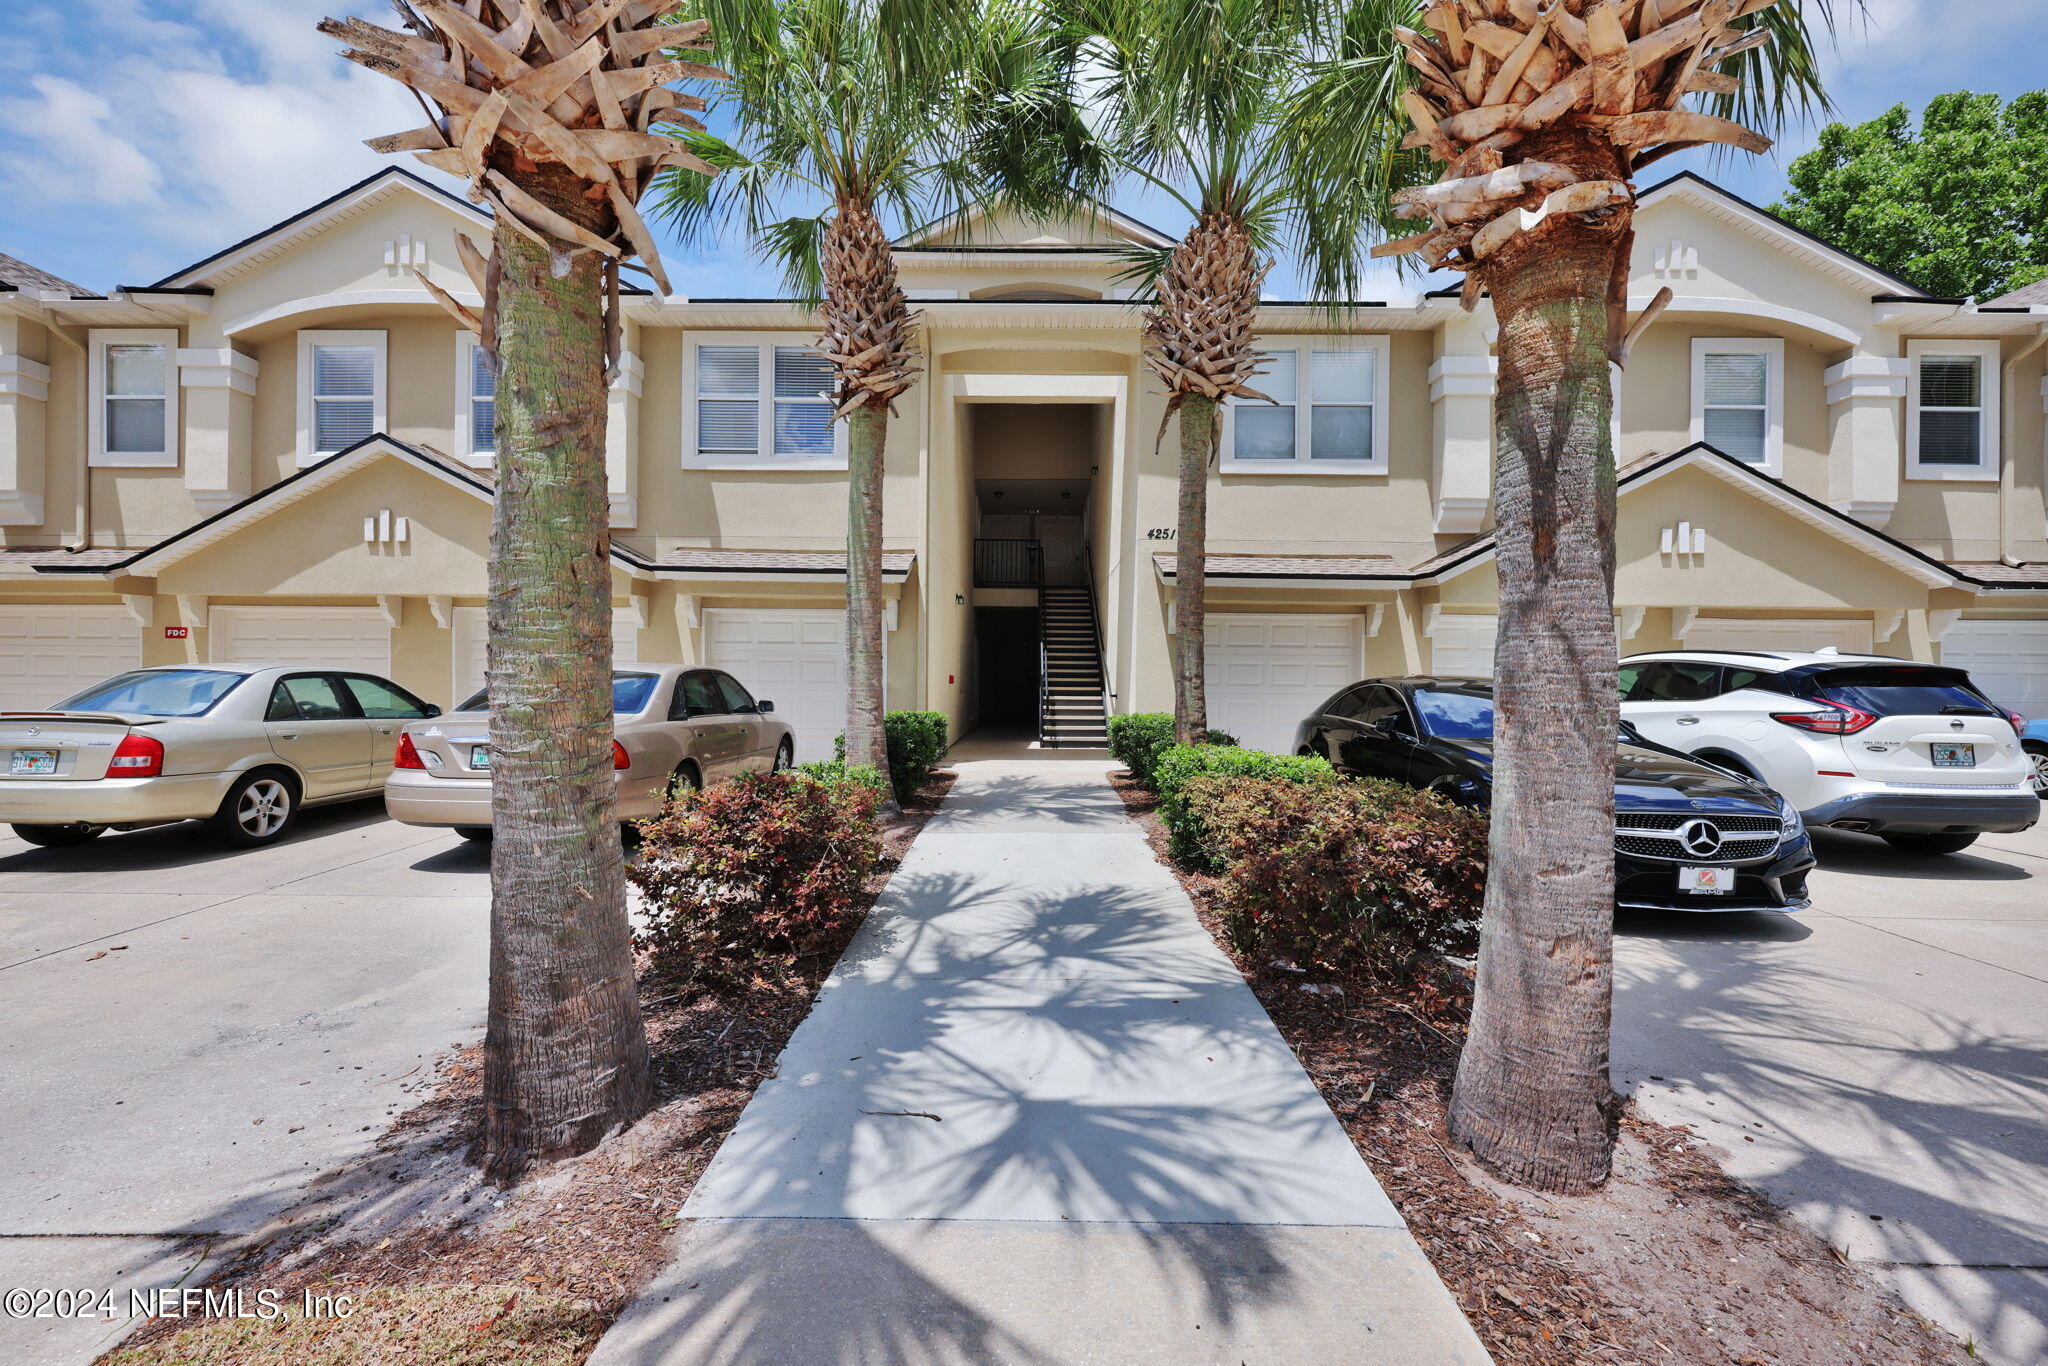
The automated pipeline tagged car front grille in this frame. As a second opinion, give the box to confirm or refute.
[1615,813,1781,863]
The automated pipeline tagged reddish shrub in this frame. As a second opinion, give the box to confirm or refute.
[629,770,880,986]
[1186,776,1489,977]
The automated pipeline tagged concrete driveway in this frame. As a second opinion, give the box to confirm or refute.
[0,803,489,1366]
[1615,816,2048,1365]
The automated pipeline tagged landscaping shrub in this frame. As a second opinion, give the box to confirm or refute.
[794,758,889,801]
[1108,713,1239,787]
[1193,776,1487,977]
[1152,742,1336,865]
[629,770,881,986]
[834,709,950,802]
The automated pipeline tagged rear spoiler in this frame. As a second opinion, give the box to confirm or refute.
[0,711,159,726]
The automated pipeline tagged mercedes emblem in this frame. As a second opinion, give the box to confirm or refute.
[1678,818,1724,858]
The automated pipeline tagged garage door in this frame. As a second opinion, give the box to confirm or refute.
[705,609,850,763]
[1205,614,1364,754]
[452,606,645,704]
[0,605,143,710]
[210,606,391,674]
[1943,619,2048,716]
[1684,618,1873,655]
[1429,613,1498,678]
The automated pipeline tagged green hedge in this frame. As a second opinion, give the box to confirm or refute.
[833,709,950,803]
[1107,713,1238,788]
[1152,742,1336,865]
[793,759,889,801]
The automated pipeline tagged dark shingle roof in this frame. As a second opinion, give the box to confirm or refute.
[0,253,101,299]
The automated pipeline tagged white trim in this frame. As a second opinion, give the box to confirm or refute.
[1906,338,2000,482]
[1221,336,1392,475]
[453,333,495,468]
[894,200,1177,251]
[176,348,259,396]
[1689,337,1784,476]
[222,287,482,337]
[1824,355,1908,406]
[1635,294,1861,348]
[88,328,180,468]
[0,354,51,401]
[682,333,848,470]
[949,373,1124,403]
[297,329,387,465]
[1634,176,1926,298]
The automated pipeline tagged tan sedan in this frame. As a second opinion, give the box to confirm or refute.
[1,665,441,848]
[384,665,796,840]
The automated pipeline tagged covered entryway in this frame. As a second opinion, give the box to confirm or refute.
[704,609,852,763]
[1428,613,1498,678]
[1943,619,2048,715]
[210,606,392,674]
[0,605,143,710]
[1684,617,1873,655]
[452,605,646,703]
[1205,614,1364,753]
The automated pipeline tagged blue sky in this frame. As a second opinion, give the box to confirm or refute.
[0,1,2040,299]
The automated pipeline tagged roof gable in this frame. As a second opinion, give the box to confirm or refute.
[896,201,1175,252]
[1634,172,1928,299]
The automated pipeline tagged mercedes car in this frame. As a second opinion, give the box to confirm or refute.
[1294,676,1815,913]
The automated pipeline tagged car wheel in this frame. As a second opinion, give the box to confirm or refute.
[454,826,493,843]
[772,739,793,773]
[11,822,104,848]
[207,771,298,848]
[2026,741,2048,798]
[667,763,702,804]
[1695,751,1759,781]
[1881,832,1980,856]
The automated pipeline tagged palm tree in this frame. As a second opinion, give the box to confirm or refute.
[319,1,730,1182]
[653,0,1027,795]
[1359,0,1841,1193]
[1031,0,1410,745]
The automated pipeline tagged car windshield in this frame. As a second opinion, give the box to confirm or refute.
[1806,666,1994,717]
[50,669,246,717]
[453,672,659,716]
[1413,688,1496,740]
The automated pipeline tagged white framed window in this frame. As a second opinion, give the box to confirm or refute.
[1906,338,2000,481]
[454,335,496,467]
[1220,336,1391,474]
[1690,338,1783,475]
[683,336,846,468]
[296,330,387,464]
[88,329,179,467]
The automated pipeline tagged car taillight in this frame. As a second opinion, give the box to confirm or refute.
[612,740,630,770]
[394,733,427,769]
[108,733,164,777]
[2002,709,2027,734]
[1770,697,1877,735]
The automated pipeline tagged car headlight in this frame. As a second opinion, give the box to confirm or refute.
[1778,800,1804,843]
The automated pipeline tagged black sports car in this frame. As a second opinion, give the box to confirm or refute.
[1293,677,1815,913]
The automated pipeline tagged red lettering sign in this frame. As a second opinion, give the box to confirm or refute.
[164,626,190,639]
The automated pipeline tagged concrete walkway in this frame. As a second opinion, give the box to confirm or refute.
[593,750,1489,1365]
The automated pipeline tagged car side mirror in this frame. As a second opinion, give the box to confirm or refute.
[757,700,774,714]
[423,703,442,718]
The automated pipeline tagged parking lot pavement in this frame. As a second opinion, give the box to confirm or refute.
[0,804,489,1366]
[1615,816,2048,1365]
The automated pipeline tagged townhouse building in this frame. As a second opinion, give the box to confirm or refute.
[2,168,2044,758]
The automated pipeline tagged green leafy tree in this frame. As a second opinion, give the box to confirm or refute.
[1773,91,2048,300]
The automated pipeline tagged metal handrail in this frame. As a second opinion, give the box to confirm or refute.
[974,537,1043,588]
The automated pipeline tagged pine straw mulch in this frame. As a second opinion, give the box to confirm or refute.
[101,772,954,1366]
[1109,772,1972,1366]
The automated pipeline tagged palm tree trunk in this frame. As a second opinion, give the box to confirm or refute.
[480,217,651,1184]
[1172,394,1216,744]
[1448,214,1625,1195]
[843,402,894,799]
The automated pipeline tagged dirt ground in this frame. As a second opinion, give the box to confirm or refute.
[101,773,954,1366]
[1109,772,1973,1366]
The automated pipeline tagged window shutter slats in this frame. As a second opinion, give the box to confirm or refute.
[314,399,376,451]
[1918,356,1980,408]
[106,398,166,453]
[772,347,833,399]
[313,345,376,397]
[697,346,758,396]
[1917,410,1981,466]
[1703,407,1768,464]
[1310,349,1371,403]
[105,343,166,397]
[697,399,759,453]
[1702,352,1766,406]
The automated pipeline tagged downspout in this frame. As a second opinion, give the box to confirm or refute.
[2000,322,2048,567]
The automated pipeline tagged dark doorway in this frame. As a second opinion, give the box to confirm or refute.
[975,608,1041,727]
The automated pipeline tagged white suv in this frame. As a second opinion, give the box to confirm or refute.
[1620,649,2037,856]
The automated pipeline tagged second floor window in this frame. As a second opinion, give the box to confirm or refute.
[457,338,496,463]
[298,330,386,463]
[89,329,178,468]
[1222,338,1390,473]
[690,341,841,465]
[1907,339,1999,481]
[1690,338,1782,474]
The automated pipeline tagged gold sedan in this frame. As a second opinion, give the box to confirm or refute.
[1,666,441,848]
[384,665,796,841]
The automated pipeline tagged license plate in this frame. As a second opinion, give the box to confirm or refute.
[1679,866,1731,895]
[1931,742,1975,768]
[469,747,491,771]
[9,749,58,776]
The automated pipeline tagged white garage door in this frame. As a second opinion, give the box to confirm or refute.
[1429,613,1498,678]
[0,606,143,710]
[451,606,645,704]
[705,609,849,763]
[1205,614,1364,754]
[1685,617,1873,655]
[1943,619,2048,716]
[210,606,391,674]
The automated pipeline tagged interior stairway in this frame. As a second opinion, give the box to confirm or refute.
[1038,585,1109,749]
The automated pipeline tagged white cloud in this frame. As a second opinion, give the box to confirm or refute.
[0,75,166,209]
